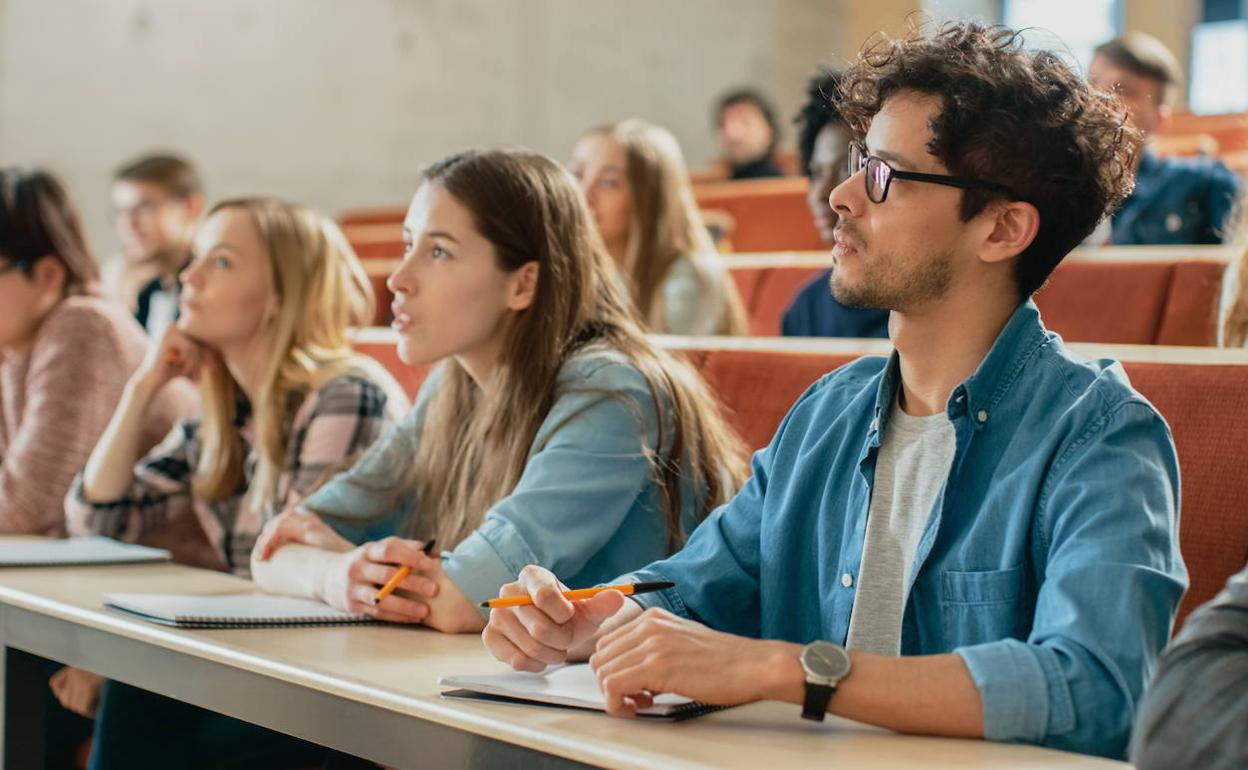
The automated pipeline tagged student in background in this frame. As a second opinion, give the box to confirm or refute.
[1088,33,1240,245]
[482,23,1185,760]
[110,153,204,337]
[0,168,195,536]
[1131,561,1248,770]
[1217,209,1247,346]
[74,197,408,769]
[714,88,785,180]
[0,167,198,770]
[250,148,746,636]
[781,70,891,338]
[568,120,748,335]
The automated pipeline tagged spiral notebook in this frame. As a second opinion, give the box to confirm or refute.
[439,664,727,721]
[0,537,171,567]
[103,592,377,629]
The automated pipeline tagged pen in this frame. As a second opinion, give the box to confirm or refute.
[479,581,675,609]
[372,539,437,605]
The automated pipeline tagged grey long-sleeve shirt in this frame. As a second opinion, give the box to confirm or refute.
[1132,561,1248,770]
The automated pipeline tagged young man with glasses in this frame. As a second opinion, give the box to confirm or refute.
[481,23,1185,760]
[110,153,204,338]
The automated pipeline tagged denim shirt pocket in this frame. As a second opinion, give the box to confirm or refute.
[941,565,1029,643]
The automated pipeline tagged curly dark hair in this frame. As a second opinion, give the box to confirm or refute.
[838,22,1139,299]
[794,69,845,177]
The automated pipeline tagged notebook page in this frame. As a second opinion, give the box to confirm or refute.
[440,663,695,716]
[103,593,369,626]
[0,537,170,567]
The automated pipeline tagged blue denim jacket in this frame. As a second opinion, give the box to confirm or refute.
[303,346,705,616]
[626,300,1187,759]
[1112,150,1240,245]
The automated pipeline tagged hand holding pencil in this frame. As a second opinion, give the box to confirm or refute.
[481,565,647,672]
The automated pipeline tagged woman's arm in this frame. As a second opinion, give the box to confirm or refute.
[81,326,209,501]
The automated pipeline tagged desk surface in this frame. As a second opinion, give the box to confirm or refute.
[0,545,1129,769]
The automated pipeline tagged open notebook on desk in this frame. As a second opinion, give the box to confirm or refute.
[440,663,727,721]
[103,593,377,629]
[0,537,170,567]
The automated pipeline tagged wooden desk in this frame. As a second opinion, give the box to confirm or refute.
[0,552,1129,769]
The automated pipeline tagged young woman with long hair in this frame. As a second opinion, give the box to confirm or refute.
[568,120,748,335]
[68,198,409,770]
[250,148,748,638]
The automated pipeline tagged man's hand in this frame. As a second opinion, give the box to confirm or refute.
[589,607,803,717]
[482,565,637,671]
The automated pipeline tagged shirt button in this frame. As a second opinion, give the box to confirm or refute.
[870,418,879,431]
[976,409,988,423]
[841,573,854,588]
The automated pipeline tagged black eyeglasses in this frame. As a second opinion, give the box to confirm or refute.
[848,143,1013,204]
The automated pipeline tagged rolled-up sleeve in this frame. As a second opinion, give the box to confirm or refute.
[956,401,1186,759]
[1131,563,1248,770]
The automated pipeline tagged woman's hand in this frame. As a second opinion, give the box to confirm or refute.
[49,666,105,719]
[135,324,214,391]
[319,537,441,623]
[253,508,354,562]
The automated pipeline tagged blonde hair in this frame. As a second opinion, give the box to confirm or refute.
[1220,201,1248,347]
[586,120,748,335]
[398,149,747,551]
[193,198,404,511]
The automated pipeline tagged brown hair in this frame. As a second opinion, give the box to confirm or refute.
[0,167,100,296]
[114,153,203,199]
[838,22,1139,299]
[585,120,748,335]
[402,149,746,551]
[1093,33,1182,107]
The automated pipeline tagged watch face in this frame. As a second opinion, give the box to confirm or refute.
[802,641,850,681]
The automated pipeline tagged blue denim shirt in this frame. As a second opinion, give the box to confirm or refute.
[303,346,706,617]
[625,300,1187,759]
[1112,150,1241,245]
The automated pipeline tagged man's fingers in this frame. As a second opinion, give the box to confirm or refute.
[488,609,569,666]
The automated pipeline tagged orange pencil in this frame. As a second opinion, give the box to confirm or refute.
[372,539,437,605]
[480,581,674,609]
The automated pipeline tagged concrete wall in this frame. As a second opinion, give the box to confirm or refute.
[0,0,853,256]
[0,0,1205,259]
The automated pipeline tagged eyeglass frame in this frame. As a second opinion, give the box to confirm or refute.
[848,142,1014,204]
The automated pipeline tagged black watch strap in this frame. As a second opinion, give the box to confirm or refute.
[801,682,835,721]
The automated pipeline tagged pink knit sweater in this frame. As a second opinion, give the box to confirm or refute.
[0,296,198,537]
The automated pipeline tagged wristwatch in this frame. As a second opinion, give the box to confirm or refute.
[800,640,851,721]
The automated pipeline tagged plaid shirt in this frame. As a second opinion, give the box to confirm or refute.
[65,374,402,575]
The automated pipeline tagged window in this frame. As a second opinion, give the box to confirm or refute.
[1003,0,1122,73]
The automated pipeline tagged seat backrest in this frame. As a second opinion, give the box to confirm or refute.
[728,255,1228,345]
[1122,361,1248,628]
[695,178,823,252]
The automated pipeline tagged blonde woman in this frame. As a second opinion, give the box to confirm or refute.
[73,198,409,769]
[249,148,747,639]
[67,198,407,569]
[568,120,748,335]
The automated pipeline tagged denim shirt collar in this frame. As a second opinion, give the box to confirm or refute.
[870,299,1051,439]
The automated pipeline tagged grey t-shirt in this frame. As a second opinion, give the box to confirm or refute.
[846,395,956,655]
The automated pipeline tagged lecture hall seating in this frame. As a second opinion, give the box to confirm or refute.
[723,246,1234,344]
[352,329,1248,633]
